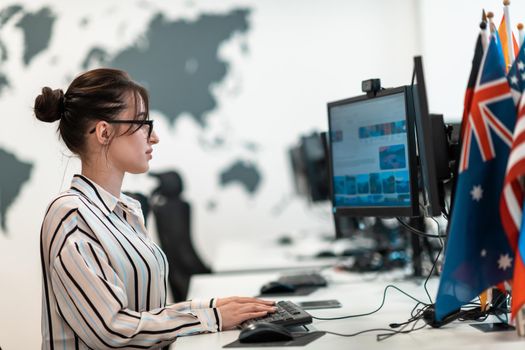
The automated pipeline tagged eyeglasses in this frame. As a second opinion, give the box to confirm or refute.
[89,120,154,140]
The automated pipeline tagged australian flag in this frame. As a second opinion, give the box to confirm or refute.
[435,33,517,320]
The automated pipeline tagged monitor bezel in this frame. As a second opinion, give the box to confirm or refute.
[412,55,444,217]
[327,85,420,217]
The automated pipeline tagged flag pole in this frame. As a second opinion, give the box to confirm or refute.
[518,23,524,48]
[481,10,489,52]
[487,11,497,33]
[479,14,495,311]
[504,0,515,65]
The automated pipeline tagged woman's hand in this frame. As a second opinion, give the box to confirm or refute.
[216,297,276,330]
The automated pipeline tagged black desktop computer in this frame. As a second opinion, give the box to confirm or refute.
[325,56,456,276]
[245,56,463,344]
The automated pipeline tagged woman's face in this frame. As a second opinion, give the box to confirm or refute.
[107,93,159,174]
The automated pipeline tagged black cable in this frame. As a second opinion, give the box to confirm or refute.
[310,219,445,340]
[391,302,425,329]
[422,245,442,304]
[311,284,429,321]
[396,217,447,238]
[429,216,444,245]
[312,324,424,339]
[379,308,426,341]
[315,311,428,340]
[314,328,399,337]
[377,319,428,341]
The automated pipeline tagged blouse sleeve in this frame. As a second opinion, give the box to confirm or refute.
[169,298,219,312]
[50,228,221,350]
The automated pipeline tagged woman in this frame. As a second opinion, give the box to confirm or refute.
[35,68,275,349]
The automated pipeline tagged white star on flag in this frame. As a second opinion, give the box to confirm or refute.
[519,60,525,71]
[481,249,487,257]
[470,185,483,201]
[511,75,519,85]
[498,254,513,270]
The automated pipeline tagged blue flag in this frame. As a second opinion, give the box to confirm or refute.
[435,34,516,320]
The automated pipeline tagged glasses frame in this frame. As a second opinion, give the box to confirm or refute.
[89,120,154,140]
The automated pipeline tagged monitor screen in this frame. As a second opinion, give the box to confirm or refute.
[327,86,419,217]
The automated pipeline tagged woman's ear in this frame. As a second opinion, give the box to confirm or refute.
[94,121,112,145]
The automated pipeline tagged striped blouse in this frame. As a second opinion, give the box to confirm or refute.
[40,174,221,349]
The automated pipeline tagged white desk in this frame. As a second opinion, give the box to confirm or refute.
[211,241,337,273]
[176,269,524,349]
[211,236,370,273]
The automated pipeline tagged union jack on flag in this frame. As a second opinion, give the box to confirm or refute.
[459,53,514,172]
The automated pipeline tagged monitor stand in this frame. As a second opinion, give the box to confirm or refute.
[408,217,440,278]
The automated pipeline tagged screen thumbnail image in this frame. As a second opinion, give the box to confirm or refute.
[380,172,396,193]
[369,173,382,194]
[345,176,357,195]
[394,171,410,193]
[358,120,406,139]
[334,176,346,195]
[356,174,370,194]
[333,175,358,196]
[392,120,406,134]
[331,130,343,143]
[379,144,406,170]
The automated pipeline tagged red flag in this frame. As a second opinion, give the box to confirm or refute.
[461,34,484,142]
[500,91,525,317]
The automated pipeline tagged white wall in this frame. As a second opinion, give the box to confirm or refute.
[0,0,516,348]
[420,0,525,122]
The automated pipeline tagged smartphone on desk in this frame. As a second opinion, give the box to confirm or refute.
[297,299,342,310]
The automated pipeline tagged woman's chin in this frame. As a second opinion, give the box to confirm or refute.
[128,164,149,174]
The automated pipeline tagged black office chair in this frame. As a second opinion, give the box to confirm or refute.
[150,170,211,302]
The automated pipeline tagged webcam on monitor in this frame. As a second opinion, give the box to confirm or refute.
[361,78,382,97]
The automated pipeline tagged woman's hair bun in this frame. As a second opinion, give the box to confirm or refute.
[34,87,65,123]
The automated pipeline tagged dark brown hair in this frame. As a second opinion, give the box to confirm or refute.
[34,68,149,155]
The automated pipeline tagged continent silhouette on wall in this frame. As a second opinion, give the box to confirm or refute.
[220,160,261,195]
[0,148,33,233]
[15,7,56,66]
[82,9,251,127]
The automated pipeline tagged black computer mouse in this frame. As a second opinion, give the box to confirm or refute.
[260,281,296,295]
[239,322,294,343]
[277,235,293,245]
[315,250,337,258]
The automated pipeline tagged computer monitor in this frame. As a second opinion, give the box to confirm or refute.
[288,132,330,203]
[412,56,451,217]
[327,86,420,217]
[288,145,309,198]
[300,132,330,202]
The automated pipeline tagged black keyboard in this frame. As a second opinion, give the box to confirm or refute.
[240,301,312,328]
[277,273,327,287]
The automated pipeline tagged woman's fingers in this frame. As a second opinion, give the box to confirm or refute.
[225,296,275,305]
[239,303,276,313]
[241,310,270,323]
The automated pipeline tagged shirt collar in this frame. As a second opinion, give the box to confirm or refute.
[71,174,121,215]
[119,192,144,217]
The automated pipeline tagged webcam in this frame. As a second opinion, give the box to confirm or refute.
[362,79,381,97]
